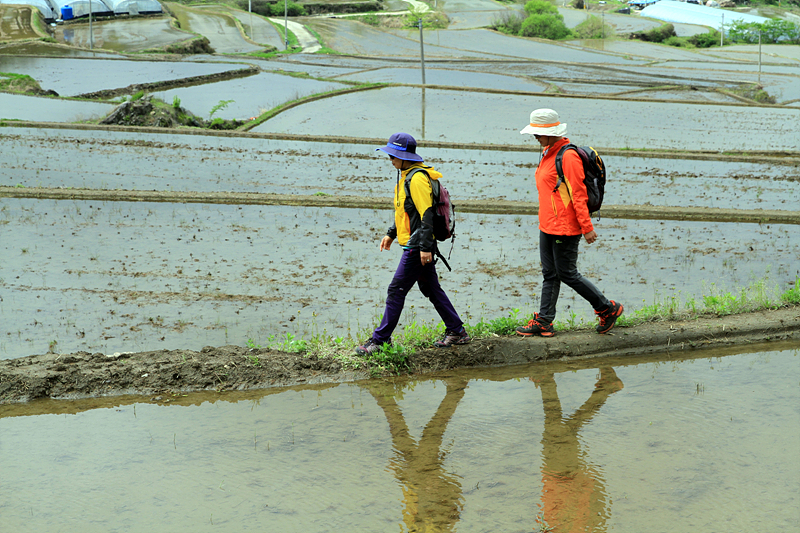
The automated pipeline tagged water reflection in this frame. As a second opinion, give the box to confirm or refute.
[366,367,623,532]
[366,377,467,532]
[538,367,622,532]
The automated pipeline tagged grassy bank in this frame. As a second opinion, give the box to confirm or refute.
[246,276,800,374]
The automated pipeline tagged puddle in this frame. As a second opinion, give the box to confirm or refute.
[0,345,797,532]
[55,16,190,52]
[253,86,800,151]
[0,92,114,121]
[153,71,347,120]
[1,195,797,359]
[0,56,247,96]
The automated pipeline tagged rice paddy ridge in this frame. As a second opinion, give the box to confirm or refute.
[1,122,797,165]
[2,186,799,225]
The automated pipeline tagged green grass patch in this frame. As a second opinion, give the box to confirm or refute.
[245,276,799,376]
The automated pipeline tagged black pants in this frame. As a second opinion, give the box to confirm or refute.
[539,231,609,323]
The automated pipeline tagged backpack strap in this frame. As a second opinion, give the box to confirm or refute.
[405,168,437,199]
[405,168,450,270]
[553,143,578,204]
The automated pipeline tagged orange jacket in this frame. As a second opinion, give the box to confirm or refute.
[535,137,594,236]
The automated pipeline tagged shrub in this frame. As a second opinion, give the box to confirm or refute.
[520,13,572,40]
[490,11,525,34]
[636,23,676,43]
[665,36,691,47]
[688,29,720,48]
[574,15,615,39]
[524,0,559,16]
[573,0,584,8]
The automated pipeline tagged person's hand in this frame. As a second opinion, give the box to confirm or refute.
[380,236,393,251]
[584,230,597,244]
[420,251,433,266]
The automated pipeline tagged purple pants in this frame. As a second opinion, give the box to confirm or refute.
[372,248,463,343]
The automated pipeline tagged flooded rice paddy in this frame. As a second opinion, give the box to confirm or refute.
[0,93,114,122]
[153,72,347,121]
[2,195,797,360]
[0,56,247,97]
[2,129,797,209]
[0,6,40,40]
[1,344,797,532]
[253,86,800,151]
[55,16,191,53]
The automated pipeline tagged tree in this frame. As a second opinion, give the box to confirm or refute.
[524,0,560,16]
[520,14,572,40]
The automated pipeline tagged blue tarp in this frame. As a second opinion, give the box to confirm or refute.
[640,0,769,32]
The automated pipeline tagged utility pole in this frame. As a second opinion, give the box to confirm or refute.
[601,12,605,39]
[89,0,93,50]
[758,30,762,83]
[720,13,724,47]
[284,0,289,49]
[248,0,253,41]
[418,18,426,85]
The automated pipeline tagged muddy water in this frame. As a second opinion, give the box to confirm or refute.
[55,16,191,52]
[2,196,798,359]
[0,6,40,40]
[254,86,800,151]
[1,345,797,532]
[0,41,119,57]
[167,2,262,54]
[0,56,246,96]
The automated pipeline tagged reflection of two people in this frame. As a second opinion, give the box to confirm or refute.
[366,367,623,533]
[537,367,624,532]
[366,377,467,533]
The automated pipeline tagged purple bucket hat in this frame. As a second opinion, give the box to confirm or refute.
[376,132,423,162]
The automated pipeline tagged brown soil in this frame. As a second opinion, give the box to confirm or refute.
[1,307,798,404]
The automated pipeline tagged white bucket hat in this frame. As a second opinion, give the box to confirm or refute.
[520,108,567,136]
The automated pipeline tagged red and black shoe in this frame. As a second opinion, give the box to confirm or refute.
[596,300,624,334]
[516,314,555,337]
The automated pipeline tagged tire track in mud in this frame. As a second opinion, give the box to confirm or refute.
[2,187,799,224]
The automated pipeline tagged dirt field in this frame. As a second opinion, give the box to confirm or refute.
[2,307,797,404]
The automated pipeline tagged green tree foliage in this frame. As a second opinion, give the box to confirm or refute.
[728,19,800,44]
[520,13,572,40]
[687,29,720,48]
[239,0,306,17]
[635,23,676,43]
[574,14,615,39]
[524,0,559,16]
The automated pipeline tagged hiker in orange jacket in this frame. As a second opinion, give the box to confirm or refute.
[516,109,623,337]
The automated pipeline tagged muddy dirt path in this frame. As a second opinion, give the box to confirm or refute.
[1,307,797,404]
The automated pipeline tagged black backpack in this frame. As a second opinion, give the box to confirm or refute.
[553,144,606,214]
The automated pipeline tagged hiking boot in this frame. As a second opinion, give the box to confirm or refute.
[434,328,471,348]
[596,300,624,334]
[516,314,555,337]
[355,338,387,356]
